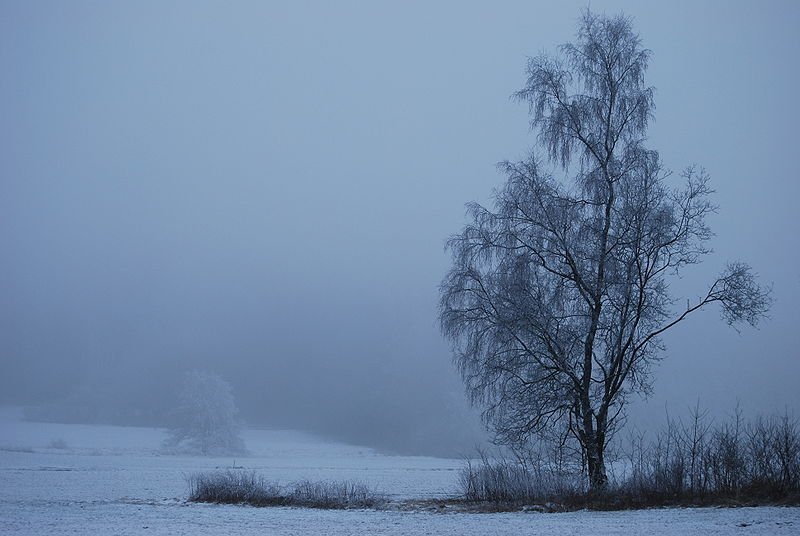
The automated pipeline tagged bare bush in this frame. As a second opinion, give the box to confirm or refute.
[189,470,283,506]
[187,470,384,509]
[462,409,800,509]
[746,413,800,497]
[290,480,383,509]
[707,408,746,497]
[615,408,800,505]
[460,449,583,504]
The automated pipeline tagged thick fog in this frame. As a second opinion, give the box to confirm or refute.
[1,1,798,455]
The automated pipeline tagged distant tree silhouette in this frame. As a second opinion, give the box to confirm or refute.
[163,370,246,456]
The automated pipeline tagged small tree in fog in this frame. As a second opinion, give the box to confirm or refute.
[439,11,771,492]
[163,370,247,456]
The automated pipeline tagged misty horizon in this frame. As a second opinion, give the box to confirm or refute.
[2,1,799,457]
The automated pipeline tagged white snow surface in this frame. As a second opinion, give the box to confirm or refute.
[1,407,798,535]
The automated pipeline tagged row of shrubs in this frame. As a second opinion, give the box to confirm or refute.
[616,408,800,505]
[190,410,798,511]
[188,470,384,509]
[460,409,800,508]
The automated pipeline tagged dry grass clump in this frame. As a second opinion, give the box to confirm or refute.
[188,470,384,509]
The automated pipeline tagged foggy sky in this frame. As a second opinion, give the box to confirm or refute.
[1,1,798,455]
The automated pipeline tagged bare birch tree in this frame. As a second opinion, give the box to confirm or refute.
[439,11,771,492]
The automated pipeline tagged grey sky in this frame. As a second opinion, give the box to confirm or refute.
[1,1,798,453]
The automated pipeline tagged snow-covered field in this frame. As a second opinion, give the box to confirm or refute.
[1,407,798,535]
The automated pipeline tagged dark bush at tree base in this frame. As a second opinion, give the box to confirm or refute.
[460,411,800,509]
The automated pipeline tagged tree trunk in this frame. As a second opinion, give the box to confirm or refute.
[587,441,608,493]
[585,418,609,493]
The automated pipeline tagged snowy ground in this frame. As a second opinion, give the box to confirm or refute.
[1,408,798,535]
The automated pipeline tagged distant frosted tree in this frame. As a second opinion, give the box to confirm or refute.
[163,370,247,456]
